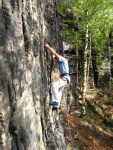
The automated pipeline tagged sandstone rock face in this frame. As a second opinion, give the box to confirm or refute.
[0,0,66,149]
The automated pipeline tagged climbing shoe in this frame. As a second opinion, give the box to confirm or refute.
[52,107,58,111]
[49,101,58,106]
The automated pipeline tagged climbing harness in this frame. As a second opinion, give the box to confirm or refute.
[61,76,70,84]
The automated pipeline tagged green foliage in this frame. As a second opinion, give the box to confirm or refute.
[58,0,113,78]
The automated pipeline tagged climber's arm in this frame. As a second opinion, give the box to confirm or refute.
[44,43,60,59]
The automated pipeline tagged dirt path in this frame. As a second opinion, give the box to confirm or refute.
[61,89,113,149]
[75,117,113,150]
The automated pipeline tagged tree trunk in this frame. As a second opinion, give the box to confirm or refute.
[87,32,95,89]
[82,4,89,114]
[82,6,88,102]
[76,46,79,83]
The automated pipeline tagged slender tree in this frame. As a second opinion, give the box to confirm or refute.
[58,0,113,113]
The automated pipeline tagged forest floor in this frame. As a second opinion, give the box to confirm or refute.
[63,89,113,150]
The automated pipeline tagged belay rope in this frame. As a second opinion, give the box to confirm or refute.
[54,0,59,54]
[53,1,74,149]
[63,91,74,150]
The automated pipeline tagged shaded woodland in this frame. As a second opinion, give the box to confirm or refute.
[57,1,113,149]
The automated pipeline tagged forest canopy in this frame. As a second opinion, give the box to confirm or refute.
[58,0,113,90]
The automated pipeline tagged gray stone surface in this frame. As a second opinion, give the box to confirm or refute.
[0,0,66,150]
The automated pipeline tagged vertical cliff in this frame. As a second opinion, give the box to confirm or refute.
[0,0,66,149]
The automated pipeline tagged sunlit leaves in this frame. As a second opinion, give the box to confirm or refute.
[58,0,113,56]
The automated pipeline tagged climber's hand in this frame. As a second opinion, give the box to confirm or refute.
[44,43,49,48]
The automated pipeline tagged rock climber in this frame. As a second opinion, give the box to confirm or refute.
[44,43,70,111]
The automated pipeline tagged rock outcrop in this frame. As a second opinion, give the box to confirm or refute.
[0,0,67,149]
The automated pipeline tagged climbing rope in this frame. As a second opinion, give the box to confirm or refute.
[66,94,74,150]
[54,0,59,54]
[63,90,74,150]
[67,117,74,149]
[53,1,74,148]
